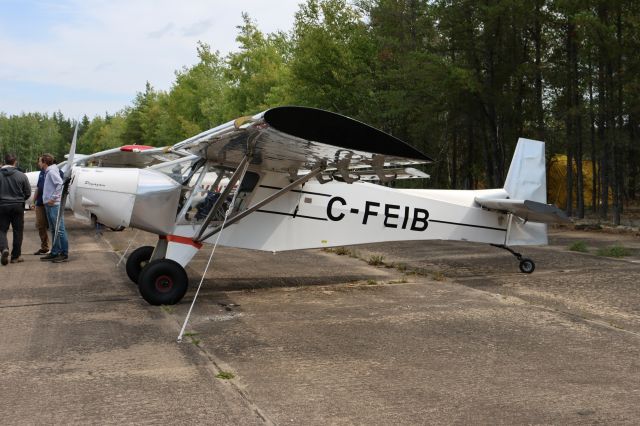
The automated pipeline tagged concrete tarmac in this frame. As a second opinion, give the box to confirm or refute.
[1,212,639,424]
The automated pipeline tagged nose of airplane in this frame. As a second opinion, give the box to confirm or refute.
[72,168,182,235]
[129,169,183,234]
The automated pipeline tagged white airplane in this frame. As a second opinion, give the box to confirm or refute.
[59,106,568,306]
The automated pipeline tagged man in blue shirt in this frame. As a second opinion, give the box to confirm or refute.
[40,154,69,263]
[32,156,49,255]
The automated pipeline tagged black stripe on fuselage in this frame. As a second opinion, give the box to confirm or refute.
[429,219,506,232]
[258,184,332,198]
[257,209,328,221]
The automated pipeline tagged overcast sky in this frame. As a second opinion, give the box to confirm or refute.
[0,0,302,119]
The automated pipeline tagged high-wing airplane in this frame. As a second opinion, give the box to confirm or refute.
[62,106,568,306]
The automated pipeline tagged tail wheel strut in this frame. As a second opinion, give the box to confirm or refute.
[491,244,536,274]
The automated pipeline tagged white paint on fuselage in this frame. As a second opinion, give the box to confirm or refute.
[171,170,542,253]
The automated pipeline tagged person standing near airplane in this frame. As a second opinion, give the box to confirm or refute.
[32,156,50,255]
[0,153,32,265]
[40,154,69,263]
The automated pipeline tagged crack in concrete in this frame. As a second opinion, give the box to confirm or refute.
[0,297,138,309]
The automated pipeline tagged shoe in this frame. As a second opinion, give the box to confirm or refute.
[10,257,24,264]
[33,249,48,255]
[52,254,69,263]
[41,253,59,261]
[1,249,8,266]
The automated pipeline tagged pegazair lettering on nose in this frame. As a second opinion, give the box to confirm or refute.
[326,197,429,231]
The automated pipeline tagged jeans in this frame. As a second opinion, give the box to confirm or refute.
[45,204,68,256]
[0,203,25,259]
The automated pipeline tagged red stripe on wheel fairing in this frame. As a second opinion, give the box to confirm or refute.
[164,235,203,249]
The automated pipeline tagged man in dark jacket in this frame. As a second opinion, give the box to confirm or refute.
[0,153,32,265]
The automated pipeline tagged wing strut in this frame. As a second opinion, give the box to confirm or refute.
[195,162,326,243]
[176,161,223,223]
[370,154,397,183]
[192,154,251,242]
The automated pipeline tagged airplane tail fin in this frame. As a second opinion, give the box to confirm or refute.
[475,138,570,246]
[503,138,546,202]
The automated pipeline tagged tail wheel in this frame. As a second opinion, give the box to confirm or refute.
[138,259,188,305]
[519,258,535,274]
[125,246,155,283]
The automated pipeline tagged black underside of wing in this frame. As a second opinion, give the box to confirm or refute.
[263,106,433,162]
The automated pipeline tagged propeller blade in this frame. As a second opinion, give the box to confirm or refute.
[53,122,79,248]
[62,122,79,175]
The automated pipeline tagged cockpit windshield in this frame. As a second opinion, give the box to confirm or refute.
[148,154,201,184]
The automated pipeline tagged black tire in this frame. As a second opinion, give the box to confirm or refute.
[138,259,189,305]
[126,246,155,283]
[519,258,535,274]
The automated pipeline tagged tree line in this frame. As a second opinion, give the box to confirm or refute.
[1,0,638,223]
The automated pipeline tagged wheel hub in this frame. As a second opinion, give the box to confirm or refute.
[155,275,174,293]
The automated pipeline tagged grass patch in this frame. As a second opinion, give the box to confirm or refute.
[395,263,408,272]
[432,271,446,281]
[160,305,174,314]
[367,254,385,266]
[333,246,351,256]
[568,241,589,252]
[183,331,200,346]
[366,279,378,285]
[216,371,235,380]
[596,245,631,258]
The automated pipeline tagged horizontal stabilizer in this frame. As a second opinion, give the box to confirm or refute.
[475,197,570,224]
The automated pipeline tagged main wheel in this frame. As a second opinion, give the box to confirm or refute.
[519,258,535,274]
[126,246,155,283]
[138,259,189,305]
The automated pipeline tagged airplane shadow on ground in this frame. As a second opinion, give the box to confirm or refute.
[192,274,383,292]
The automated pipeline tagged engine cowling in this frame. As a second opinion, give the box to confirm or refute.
[71,167,182,235]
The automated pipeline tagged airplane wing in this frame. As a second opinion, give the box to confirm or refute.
[74,145,189,168]
[475,197,570,224]
[354,166,430,182]
[174,106,432,181]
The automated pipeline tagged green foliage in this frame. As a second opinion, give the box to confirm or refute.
[287,0,377,118]
[596,246,631,258]
[168,42,228,133]
[3,0,640,218]
[568,241,589,252]
[216,371,235,380]
[0,112,70,170]
[223,14,293,117]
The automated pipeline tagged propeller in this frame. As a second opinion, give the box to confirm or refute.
[52,122,79,249]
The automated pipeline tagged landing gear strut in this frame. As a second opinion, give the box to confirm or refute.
[491,244,535,274]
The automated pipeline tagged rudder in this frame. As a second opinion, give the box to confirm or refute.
[503,138,546,203]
